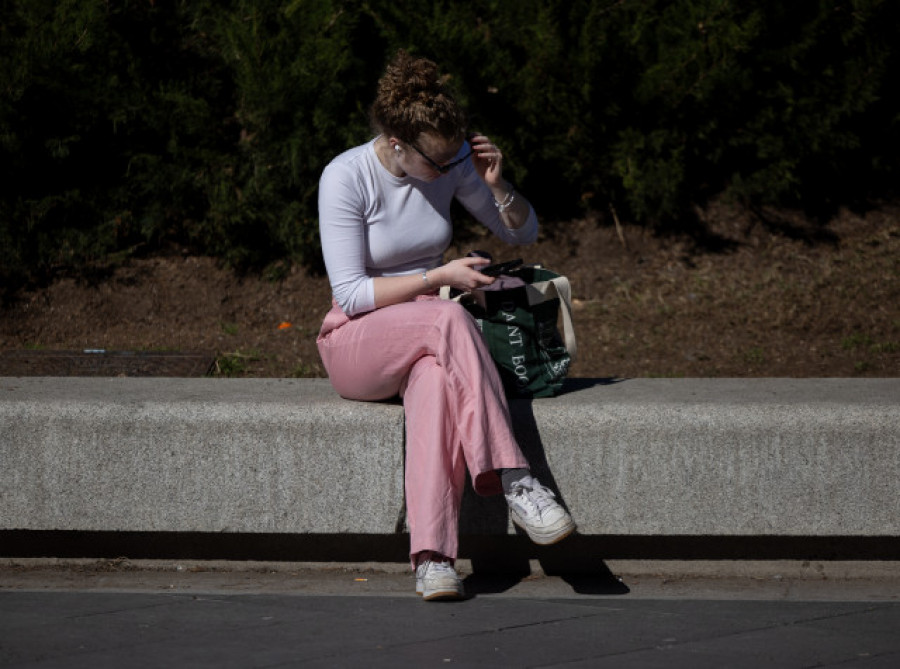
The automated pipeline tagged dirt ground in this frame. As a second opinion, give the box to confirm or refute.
[1,200,897,379]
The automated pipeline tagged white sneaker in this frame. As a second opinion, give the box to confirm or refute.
[505,476,576,545]
[415,558,464,601]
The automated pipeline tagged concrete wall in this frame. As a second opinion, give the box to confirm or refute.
[1,377,898,539]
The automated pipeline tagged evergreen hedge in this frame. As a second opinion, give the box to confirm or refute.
[2,0,897,289]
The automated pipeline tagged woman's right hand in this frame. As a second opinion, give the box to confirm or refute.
[433,256,496,292]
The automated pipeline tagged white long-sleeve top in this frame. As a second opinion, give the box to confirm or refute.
[318,137,538,316]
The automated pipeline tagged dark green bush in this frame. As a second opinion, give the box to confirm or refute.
[1,0,897,292]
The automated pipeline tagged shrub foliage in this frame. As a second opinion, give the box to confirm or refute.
[2,0,897,287]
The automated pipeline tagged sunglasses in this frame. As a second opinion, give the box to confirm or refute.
[410,141,474,174]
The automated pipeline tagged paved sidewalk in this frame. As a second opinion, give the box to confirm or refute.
[2,561,899,668]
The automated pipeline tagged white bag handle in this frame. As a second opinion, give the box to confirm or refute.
[530,276,577,361]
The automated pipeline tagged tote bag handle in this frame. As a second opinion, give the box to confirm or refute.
[529,276,577,361]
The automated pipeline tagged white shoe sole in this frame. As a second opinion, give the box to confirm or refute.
[416,581,464,601]
[418,587,464,601]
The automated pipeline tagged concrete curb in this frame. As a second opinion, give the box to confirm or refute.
[3,558,900,602]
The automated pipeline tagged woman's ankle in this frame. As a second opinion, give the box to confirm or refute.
[415,550,453,566]
[498,467,531,494]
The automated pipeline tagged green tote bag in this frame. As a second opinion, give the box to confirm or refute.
[442,265,576,398]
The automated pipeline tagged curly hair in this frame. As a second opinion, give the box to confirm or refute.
[369,50,468,145]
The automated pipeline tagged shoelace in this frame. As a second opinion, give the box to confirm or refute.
[419,559,455,576]
[510,481,557,516]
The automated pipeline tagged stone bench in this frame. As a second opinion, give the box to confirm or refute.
[1,377,898,555]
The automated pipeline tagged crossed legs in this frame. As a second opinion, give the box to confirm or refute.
[317,296,529,563]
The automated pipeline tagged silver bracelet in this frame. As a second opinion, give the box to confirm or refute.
[494,187,513,208]
[495,190,516,214]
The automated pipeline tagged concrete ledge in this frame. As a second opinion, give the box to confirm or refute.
[0,378,405,534]
[1,378,898,540]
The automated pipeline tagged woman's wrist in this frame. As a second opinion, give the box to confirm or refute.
[493,187,516,214]
[425,266,445,289]
[490,181,513,204]
[496,188,529,229]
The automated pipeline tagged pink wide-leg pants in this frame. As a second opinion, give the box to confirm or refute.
[316,295,528,563]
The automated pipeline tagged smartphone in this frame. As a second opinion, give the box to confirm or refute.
[478,258,523,277]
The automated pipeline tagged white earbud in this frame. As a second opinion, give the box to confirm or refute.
[395,145,401,153]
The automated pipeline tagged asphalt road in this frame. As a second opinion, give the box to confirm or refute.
[1,559,898,668]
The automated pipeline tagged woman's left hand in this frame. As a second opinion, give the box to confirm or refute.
[469,133,504,188]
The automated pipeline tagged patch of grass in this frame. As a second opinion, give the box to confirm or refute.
[869,341,899,354]
[290,362,316,377]
[743,346,766,365]
[220,322,239,336]
[213,349,262,377]
[841,333,874,350]
[841,333,898,355]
